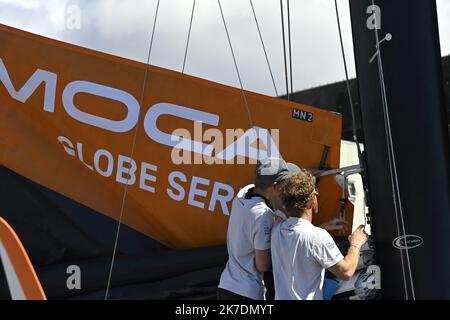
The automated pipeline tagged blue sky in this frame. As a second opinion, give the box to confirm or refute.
[0,0,449,96]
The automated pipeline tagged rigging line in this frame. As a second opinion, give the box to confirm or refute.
[249,0,279,96]
[333,0,366,225]
[371,0,415,299]
[377,73,409,300]
[333,0,360,147]
[104,0,161,300]
[287,0,293,97]
[182,0,196,74]
[280,0,290,101]
[375,40,410,300]
[376,42,416,300]
[217,0,255,131]
[377,72,410,299]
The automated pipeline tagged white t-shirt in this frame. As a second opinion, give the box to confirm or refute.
[271,217,344,300]
[218,184,274,300]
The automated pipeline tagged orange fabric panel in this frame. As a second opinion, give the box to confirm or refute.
[0,24,351,248]
[0,217,46,300]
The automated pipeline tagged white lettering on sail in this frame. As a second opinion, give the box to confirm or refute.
[62,80,140,133]
[57,136,236,215]
[216,127,281,162]
[144,102,219,156]
[0,58,57,112]
[1,59,282,163]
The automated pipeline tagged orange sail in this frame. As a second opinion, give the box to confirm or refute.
[0,217,46,300]
[0,23,350,250]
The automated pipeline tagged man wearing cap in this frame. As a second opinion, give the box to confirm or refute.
[217,157,300,300]
[271,169,368,300]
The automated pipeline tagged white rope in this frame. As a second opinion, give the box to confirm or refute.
[280,0,290,100]
[182,0,196,74]
[334,0,414,299]
[249,0,279,96]
[287,0,293,96]
[217,0,256,136]
[104,0,161,300]
[370,0,415,300]
[333,0,367,226]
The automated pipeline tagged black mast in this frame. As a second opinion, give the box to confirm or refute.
[349,0,450,299]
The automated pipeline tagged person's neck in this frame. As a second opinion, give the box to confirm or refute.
[290,209,312,222]
[253,187,271,200]
[301,212,312,222]
[253,187,276,210]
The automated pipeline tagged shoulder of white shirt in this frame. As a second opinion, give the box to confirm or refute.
[235,184,274,216]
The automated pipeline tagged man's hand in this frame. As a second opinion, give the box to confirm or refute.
[328,225,369,281]
[320,218,349,234]
[274,215,284,225]
[348,225,369,247]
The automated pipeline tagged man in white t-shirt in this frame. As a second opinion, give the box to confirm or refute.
[271,169,368,300]
[218,157,300,300]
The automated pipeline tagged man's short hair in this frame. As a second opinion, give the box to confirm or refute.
[282,169,316,215]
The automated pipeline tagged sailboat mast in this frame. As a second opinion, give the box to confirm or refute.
[349,0,450,299]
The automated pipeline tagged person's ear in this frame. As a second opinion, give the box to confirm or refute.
[306,197,314,209]
[312,194,319,212]
[275,182,283,192]
[272,182,280,194]
[307,194,318,210]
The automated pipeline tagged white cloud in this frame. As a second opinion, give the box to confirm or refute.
[0,0,68,38]
[0,0,448,96]
[0,0,40,10]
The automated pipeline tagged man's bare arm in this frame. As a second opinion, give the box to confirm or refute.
[327,226,368,280]
[328,246,361,280]
[255,249,271,273]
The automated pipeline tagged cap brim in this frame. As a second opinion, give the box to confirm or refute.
[286,162,301,178]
